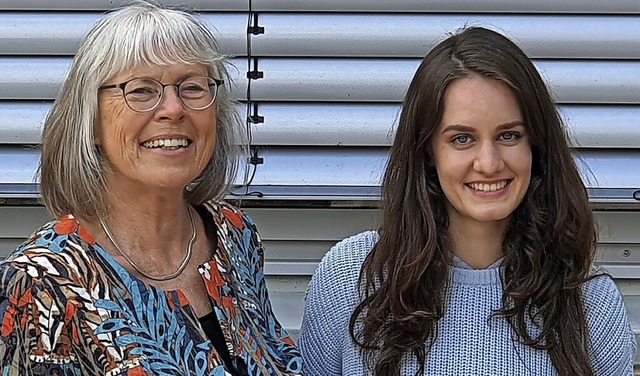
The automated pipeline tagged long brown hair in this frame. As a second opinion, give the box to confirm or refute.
[349,27,598,375]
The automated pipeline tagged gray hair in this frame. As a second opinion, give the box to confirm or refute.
[40,1,243,219]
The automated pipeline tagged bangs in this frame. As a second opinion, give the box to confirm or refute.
[91,6,223,82]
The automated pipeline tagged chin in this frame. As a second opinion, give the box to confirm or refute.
[470,210,514,223]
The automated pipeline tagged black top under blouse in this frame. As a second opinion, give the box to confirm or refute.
[196,205,247,375]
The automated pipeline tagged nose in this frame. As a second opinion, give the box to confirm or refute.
[156,85,185,119]
[473,141,505,174]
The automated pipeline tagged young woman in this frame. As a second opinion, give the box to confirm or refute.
[299,27,636,375]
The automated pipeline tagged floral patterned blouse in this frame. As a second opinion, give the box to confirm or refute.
[0,201,303,375]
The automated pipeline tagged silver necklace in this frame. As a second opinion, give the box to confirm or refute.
[99,206,197,281]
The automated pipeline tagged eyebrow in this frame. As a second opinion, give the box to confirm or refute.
[440,120,525,134]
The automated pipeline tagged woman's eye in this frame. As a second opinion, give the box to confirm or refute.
[500,132,520,141]
[182,84,205,93]
[453,135,471,144]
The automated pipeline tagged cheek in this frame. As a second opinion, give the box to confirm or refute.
[97,100,129,145]
[508,146,533,179]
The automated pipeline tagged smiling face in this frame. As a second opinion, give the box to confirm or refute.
[432,74,532,228]
[96,63,217,195]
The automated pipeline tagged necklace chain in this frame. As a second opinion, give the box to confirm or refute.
[99,206,197,281]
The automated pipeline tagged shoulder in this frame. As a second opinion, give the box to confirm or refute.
[318,230,379,278]
[309,231,379,303]
[581,271,630,319]
[2,215,95,285]
[201,200,258,232]
[581,272,637,373]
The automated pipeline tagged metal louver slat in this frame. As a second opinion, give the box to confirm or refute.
[0,13,248,56]
[0,57,249,101]
[252,14,640,58]
[4,102,639,149]
[2,147,639,204]
[244,148,640,201]
[0,102,49,145]
[2,205,640,257]
[249,59,640,103]
[0,0,249,11]
[0,102,250,145]
[4,206,638,244]
[0,146,39,198]
[250,0,640,13]
[250,103,640,148]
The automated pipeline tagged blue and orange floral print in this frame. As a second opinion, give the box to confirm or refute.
[0,201,302,375]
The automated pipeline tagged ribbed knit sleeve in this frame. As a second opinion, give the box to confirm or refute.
[299,231,378,376]
[583,274,637,375]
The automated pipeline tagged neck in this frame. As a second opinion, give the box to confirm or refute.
[448,211,509,269]
[82,182,195,261]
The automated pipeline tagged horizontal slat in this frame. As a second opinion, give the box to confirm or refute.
[265,275,308,339]
[4,102,639,149]
[0,102,249,145]
[2,147,640,203]
[253,14,640,58]
[0,57,248,100]
[0,102,48,144]
[247,147,640,195]
[0,13,248,56]
[0,0,248,11]
[0,146,39,186]
[250,59,640,104]
[3,58,638,104]
[1,206,640,274]
[3,206,640,246]
[0,236,636,279]
[251,104,640,148]
[251,0,640,13]
[2,0,638,13]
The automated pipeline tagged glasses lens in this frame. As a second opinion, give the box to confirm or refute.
[179,77,217,110]
[123,79,162,112]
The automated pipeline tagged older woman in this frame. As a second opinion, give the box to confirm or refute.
[0,3,302,376]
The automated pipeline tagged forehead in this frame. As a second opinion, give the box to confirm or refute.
[439,75,522,129]
[107,63,210,83]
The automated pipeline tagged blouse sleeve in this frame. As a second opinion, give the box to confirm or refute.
[240,211,304,375]
[583,274,637,375]
[0,264,80,376]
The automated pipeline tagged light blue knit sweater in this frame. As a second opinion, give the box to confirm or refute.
[299,231,637,376]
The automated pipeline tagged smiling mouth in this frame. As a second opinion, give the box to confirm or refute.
[467,180,510,192]
[141,138,192,150]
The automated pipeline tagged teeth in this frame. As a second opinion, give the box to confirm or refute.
[469,181,508,192]
[141,138,190,149]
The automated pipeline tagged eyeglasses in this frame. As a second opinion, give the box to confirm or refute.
[98,76,224,112]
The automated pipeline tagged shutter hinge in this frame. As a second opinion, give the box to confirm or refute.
[248,103,264,124]
[247,14,265,35]
[247,58,263,80]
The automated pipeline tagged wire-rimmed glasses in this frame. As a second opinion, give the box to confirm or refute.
[98,76,224,112]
